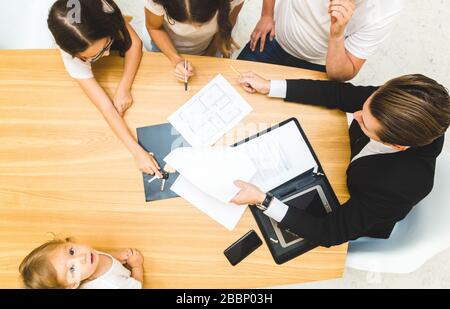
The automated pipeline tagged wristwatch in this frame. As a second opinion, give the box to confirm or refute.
[252,192,274,211]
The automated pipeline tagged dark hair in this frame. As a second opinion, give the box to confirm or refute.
[370,74,450,147]
[47,0,131,57]
[154,0,234,57]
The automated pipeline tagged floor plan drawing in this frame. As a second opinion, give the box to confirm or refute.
[169,74,253,146]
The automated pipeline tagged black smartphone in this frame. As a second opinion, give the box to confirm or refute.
[224,230,263,266]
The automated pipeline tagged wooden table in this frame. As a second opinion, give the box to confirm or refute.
[0,50,351,288]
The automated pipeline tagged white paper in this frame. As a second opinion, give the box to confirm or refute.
[171,175,247,231]
[164,146,256,203]
[168,74,253,146]
[235,121,317,192]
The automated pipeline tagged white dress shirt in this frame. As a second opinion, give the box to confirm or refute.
[263,80,400,222]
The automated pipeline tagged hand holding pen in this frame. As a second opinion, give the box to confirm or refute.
[174,59,194,87]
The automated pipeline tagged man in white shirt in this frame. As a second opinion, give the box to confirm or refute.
[238,0,403,81]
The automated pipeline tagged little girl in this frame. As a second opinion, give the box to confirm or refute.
[19,238,144,289]
[145,0,245,82]
[48,0,161,177]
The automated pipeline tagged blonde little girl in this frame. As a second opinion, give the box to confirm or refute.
[19,238,144,289]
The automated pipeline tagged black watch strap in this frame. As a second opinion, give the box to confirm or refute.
[262,192,274,208]
[252,193,274,211]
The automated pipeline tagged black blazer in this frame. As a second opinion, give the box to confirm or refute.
[278,79,444,247]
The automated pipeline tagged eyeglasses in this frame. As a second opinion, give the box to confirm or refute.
[83,38,114,63]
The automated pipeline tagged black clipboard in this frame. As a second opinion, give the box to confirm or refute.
[233,118,341,264]
[137,123,190,202]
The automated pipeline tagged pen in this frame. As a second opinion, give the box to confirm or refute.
[184,59,188,91]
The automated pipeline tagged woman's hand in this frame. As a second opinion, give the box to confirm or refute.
[174,59,195,83]
[126,248,144,269]
[113,86,133,117]
[230,180,266,205]
[238,72,271,94]
[134,149,162,177]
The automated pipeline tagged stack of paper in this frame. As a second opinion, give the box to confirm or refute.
[165,147,256,231]
[165,74,255,230]
[165,121,318,231]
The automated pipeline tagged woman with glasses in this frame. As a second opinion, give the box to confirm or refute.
[144,0,245,83]
[48,0,161,177]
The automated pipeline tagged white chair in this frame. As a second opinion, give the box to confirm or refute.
[0,0,56,49]
[346,151,450,273]
[346,113,354,126]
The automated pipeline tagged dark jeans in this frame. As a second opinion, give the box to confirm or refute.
[237,34,326,73]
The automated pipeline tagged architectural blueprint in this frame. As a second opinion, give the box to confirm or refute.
[168,74,253,146]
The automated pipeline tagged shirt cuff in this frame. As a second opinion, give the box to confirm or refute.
[268,80,287,98]
[263,198,289,222]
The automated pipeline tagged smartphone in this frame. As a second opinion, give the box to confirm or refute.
[224,230,263,266]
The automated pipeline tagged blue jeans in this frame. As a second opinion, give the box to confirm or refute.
[151,40,161,52]
[237,34,326,73]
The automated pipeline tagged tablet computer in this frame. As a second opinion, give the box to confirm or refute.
[270,185,332,248]
[239,118,341,264]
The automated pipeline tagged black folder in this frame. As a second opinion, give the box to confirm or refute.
[233,118,341,264]
[137,123,190,202]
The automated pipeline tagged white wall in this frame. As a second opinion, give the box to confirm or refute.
[0,0,55,48]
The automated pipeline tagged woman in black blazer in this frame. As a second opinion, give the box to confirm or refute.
[230,72,450,247]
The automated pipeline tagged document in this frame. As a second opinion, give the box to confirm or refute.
[235,121,317,192]
[171,176,247,231]
[168,74,253,146]
[164,146,257,203]
[168,120,317,231]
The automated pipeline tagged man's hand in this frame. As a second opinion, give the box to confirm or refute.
[329,0,356,39]
[231,180,266,205]
[238,72,271,94]
[113,86,133,116]
[250,15,276,53]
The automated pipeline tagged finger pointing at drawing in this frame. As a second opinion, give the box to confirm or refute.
[238,72,271,95]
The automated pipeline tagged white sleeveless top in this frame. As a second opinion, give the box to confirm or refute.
[145,0,244,55]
